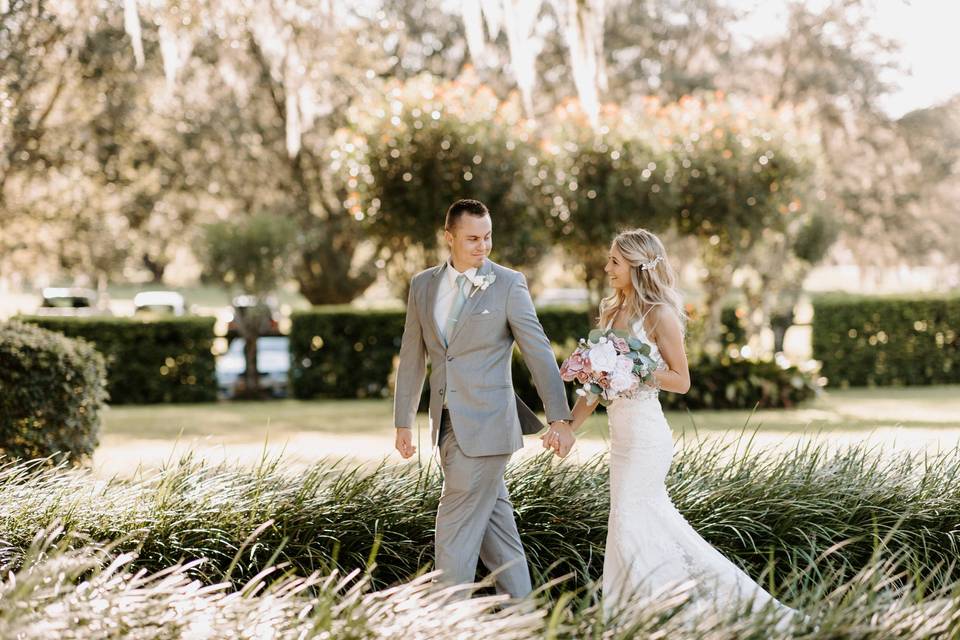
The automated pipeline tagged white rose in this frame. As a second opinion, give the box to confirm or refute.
[608,371,636,394]
[614,355,634,376]
[587,341,618,372]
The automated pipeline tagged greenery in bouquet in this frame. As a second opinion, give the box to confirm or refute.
[560,328,660,406]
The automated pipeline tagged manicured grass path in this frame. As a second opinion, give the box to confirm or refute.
[95,385,960,478]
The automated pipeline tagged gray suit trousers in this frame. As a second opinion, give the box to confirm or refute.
[435,409,532,599]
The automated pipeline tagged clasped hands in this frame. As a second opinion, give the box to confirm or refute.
[541,420,575,458]
[396,420,576,459]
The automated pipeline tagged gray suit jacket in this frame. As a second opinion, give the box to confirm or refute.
[393,258,573,457]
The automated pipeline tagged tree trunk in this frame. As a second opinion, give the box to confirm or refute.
[293,203,376,305]
[96,271,110,314]
[582,254,608,311]
[242,332,260,396]
[742,281,764,347]
[699,243,735,357]
[771,309,794,354]
[142,253,167,283]
[237,303,271,398]
[381,244,439,304]
[294,224,377,305]
[247,33,374,307]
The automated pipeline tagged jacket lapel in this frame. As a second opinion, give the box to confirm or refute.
[447,259,493,347]
[424,262,446,346]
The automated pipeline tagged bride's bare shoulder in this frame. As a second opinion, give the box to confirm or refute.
[644,305,680,340]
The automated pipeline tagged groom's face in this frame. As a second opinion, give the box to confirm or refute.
[445,214,492,269]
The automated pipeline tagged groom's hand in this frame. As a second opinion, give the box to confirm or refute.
[543,421,575,458]
[395,427,416,459]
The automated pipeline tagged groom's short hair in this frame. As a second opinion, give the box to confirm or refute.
[445,199,490,231]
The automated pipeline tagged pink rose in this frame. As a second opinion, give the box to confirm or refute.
[560,351,586,381]
[611,336,630,354]
[575,371,590,384]
[581,356,593,375]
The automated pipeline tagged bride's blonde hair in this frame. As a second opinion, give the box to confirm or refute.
[598,228,687,334]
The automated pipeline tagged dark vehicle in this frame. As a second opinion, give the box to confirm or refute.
[35,287,106,317]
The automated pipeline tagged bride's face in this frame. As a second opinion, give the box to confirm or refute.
[604,244,632,291]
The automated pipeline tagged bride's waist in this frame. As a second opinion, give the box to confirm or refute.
[608,397,663,420]
[610,389,660,406]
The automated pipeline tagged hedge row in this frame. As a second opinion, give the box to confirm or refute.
[289,305,795,411]
[289,306,628,399]
[510,350,816,412]
[19,316,217,404]
[812,294,960,387]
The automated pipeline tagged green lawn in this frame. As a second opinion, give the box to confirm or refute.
[92,384,960,479]
[103,385,960,441]
[103,398,395,440]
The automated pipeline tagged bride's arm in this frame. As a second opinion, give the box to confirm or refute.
[649,308,691,394]
[542,394,597,454]
[570,395,600,431]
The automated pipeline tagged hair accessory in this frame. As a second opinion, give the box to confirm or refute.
[640,255,663,271]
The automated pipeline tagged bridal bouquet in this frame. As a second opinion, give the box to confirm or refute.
[559,329,659,406]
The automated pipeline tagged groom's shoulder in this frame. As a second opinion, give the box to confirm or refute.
[410,265,442,287]
[488,261,524,283]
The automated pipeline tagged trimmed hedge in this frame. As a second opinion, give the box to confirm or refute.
[0,320,107,463]
[812,293,960,387]
[290,307,407,399]
[511,350,817,413]
[290,305,795,411]
[19,316,217,404]
[289,306,598,400]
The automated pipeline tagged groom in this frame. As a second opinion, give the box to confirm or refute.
[394,198,575,598]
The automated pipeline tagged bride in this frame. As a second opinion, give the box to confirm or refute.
[542,228,797,625]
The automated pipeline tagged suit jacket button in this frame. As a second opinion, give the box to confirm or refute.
[439,389,444,395]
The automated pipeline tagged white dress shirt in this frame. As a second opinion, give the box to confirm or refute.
[434,262,478,340]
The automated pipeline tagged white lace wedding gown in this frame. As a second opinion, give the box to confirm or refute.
[602,318,797,624]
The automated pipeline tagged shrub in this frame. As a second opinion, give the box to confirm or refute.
[661,356,818,410]
[2,439,960,598]
[0,320,107,463]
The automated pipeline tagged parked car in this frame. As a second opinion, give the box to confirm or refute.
[35,287,105,316]
[225,295,281,339]
[216,336,290,398]
[134,291,186,317]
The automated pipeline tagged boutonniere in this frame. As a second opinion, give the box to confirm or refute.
[469,274,497,298]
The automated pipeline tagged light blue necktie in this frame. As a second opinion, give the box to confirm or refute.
[443,274,469,346]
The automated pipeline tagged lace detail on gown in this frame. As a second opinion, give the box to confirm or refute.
[602,317,796,625]
[619,319,667,402]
